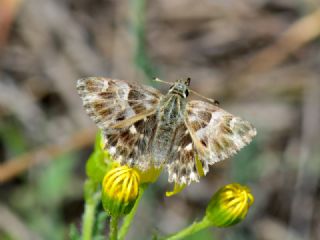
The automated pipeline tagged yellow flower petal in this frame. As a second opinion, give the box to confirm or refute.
[166,183,186,197]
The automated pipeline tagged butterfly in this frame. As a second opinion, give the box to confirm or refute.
[77,77,256,185]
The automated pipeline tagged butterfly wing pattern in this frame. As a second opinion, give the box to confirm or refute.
[77,77,161,129]
[77,77,256,185]
[77,77,161,168]
[166,100,256,185]
[166,123,200,184]
[185,100,256,177]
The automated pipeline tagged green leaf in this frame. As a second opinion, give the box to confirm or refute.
[85,151,110,183]
[69,224,81,240]
[0,118,28,157]
[37,153,77,206]
[86,132,113,183]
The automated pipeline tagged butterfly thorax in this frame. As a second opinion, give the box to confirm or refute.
[151,93,187,166]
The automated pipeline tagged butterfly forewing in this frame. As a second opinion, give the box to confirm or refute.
[185,100,257,174]
[77,77,161,168]
[77,77,161,129]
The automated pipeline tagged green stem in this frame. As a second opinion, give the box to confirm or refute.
[162,216,213,240]
[109,216,119,240]
[118,184,148,240]
[131,0,157,83]
[82,194,100,240]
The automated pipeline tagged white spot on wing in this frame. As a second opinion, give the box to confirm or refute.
[172,173,177,182]
[231,135,245,149]
[185,143,192,151]
[128,158,133,165]
[129,125,137,134]
[249,128,257,136]
[190,172,199,182]
[109,146,116,155]
[229,117,239,128]
[188,115,197,122]
[180,176,186,184]
[101,81,109,92]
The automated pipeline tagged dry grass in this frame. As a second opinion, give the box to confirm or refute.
[0,0,320,239]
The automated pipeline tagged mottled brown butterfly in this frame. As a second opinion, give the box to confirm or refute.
[77,77,256,185]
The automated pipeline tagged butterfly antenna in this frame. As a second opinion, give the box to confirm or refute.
[153,77,172,85]
[189,89,220,105]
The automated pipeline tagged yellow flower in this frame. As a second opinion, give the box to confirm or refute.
[102,165,140,216]
[205,183,254,227]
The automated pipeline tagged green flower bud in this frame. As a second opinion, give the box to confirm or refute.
[101,165,140,217]
[206,183,254,227]
[137,165,162,184]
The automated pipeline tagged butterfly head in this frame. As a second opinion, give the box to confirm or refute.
[168,78,191,98]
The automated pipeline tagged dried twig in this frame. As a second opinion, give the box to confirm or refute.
[0,0,22,49]
[0,127,96,183]
[228,8,320,94]
[245,8,320,74]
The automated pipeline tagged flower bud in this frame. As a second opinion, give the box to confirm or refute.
[206,183,254,227]
[101,165,140,217]
[137,165,162,184]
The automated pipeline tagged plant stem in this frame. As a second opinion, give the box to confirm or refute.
[131,0,157,83]
[162,217,212,240]
[82,194,100,240]
[109,216,119,240]
[118,184,147,240]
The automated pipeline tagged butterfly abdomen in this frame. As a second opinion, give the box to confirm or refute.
[151,95,186,166]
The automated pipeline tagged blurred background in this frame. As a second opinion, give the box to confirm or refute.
[0,0,320,239]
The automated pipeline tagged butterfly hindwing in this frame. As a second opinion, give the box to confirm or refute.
[166,123,199,185]
[102,113,158,169]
